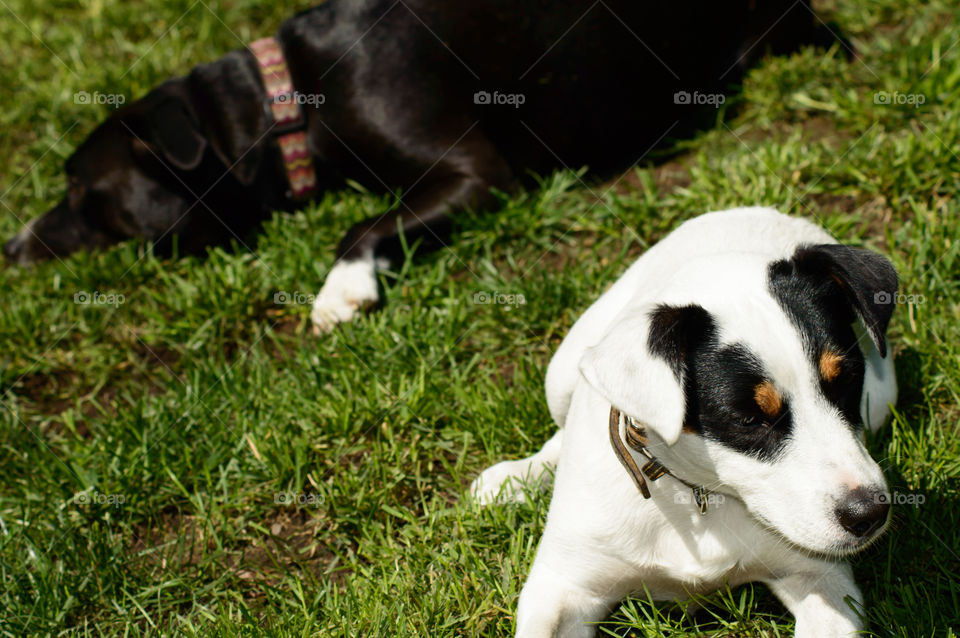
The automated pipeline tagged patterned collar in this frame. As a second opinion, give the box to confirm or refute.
[250,37,318,201]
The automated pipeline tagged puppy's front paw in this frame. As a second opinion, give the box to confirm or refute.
[471,460,531,505]
[311,257,379,333]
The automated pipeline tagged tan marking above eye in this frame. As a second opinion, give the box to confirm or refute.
[819,350,844,382]
[753,381,783,418]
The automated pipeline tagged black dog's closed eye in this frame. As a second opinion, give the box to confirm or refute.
[66,176,84,207]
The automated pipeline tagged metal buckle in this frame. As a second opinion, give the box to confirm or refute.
[692,486,710,515]
[642,458,668,481]
[624,419,648,451]
[610,407,715,514]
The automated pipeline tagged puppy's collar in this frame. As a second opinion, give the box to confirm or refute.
[608,406,712,514]
[250,37,318,201]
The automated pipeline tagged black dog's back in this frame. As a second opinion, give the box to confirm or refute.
[6,0,841,277]
[288,0,826,178]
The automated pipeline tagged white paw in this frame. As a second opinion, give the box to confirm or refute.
[311,256,379,333]
[471,460,533,505]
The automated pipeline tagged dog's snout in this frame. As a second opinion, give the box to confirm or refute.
[3,232,29,264]
[835,487,890,538]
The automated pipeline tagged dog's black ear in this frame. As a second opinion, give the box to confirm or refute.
[145,97,208,171]
[579,303,713,445]
[646,304,715,380]
[186,52,269,186]
[790,244,899,357]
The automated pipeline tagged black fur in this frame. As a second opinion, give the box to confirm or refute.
[648,304,792,461]
[5,0,847,266]
[768,244,897,426]
[780,243,898,357]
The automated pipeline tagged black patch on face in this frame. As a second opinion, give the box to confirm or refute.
[647,305,793,461]
[648,304,714,378]
[779,244,897,356]
[766,245,891,427]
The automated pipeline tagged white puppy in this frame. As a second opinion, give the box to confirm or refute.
[473,207,898,638]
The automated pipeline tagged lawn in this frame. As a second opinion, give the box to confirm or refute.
[0,0,958,635]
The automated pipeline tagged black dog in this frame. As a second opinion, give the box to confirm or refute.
[4,0,844,329]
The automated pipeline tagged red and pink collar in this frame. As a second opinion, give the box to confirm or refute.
[250,37,318,200]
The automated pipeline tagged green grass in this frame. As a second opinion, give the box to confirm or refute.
[1,0,958,635]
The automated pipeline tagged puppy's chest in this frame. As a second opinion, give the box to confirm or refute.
[627,518,777,599]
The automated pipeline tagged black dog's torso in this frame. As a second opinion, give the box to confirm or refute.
[7,0,842,264]
[279,0,816,187]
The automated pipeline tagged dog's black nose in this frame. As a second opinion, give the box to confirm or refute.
[3,233,27,263]
[3,229,41,265]
[835,487,890,538]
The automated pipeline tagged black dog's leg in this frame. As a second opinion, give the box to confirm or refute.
[310,131,511,331]
[335,173,490,263]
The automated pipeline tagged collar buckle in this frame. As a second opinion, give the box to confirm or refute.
[609,406,712,514]
[692,485,710,515]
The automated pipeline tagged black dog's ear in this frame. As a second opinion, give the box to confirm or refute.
[186,53,269,186]
[791,244,899,357]
[144,97,208,171]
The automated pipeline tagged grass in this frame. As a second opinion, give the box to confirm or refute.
[0,0,958,635]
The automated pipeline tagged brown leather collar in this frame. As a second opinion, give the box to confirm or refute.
[608,406,712,514]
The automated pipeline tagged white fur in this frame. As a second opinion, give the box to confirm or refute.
[472,207,897,637]
[472,431,563,504]
[311,252,380,332]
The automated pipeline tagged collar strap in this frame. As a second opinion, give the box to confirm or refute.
[608,406,712,514]
[250,37,318,200]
